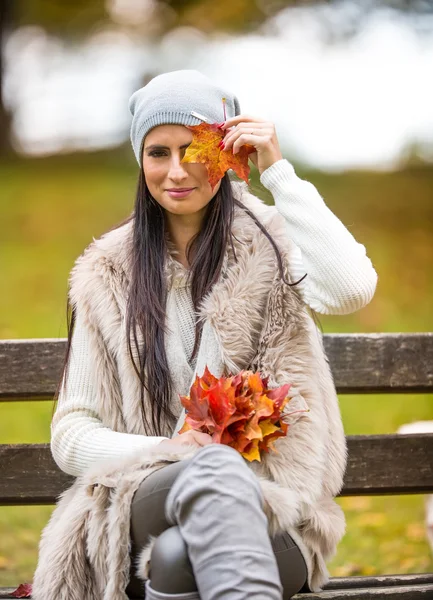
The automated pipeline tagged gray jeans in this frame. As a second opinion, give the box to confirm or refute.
[126,444,309,600]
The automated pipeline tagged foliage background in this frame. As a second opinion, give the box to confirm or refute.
[1,148,432,583]
[1,0,433,588]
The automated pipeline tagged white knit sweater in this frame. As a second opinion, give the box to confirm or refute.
[52,159,378,476]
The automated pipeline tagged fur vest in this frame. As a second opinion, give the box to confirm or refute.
[32,181,347,599]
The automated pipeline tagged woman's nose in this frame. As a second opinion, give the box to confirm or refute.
[168,156,189,180]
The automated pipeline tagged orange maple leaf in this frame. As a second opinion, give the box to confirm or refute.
[181,123,256,189]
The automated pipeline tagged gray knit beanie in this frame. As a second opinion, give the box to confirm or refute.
[128,69,241,165]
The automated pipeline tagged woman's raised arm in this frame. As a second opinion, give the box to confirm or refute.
[260,158,378,315]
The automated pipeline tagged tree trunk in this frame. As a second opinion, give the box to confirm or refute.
[0,0,14,157]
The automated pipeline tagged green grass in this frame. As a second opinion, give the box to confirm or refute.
[1,150,432,586]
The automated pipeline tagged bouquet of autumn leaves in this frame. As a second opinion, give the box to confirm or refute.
[179,366,309,462]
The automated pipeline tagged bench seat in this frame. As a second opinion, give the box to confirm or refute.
[1,573,433,598]
[1,334,432,598]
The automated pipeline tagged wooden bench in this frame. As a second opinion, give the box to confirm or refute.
[1,333,433,599]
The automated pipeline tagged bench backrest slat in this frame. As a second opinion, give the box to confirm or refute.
[1,334,433,399]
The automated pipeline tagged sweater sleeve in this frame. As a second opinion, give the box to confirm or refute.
[51,312,168,477]
[259,159,378,315]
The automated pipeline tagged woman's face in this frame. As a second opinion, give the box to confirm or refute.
[141,124,221,219]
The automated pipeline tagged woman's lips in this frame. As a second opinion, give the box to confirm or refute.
[166,188,195,199]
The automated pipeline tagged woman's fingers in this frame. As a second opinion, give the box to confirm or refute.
[218,117,282,173]
[222,124,274,153]
[191,431,213,446]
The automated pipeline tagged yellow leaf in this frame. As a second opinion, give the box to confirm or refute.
[405,522,426,541]
[356,512,386,527]
[340,496,372,511]
[360,565,379,576]
[0,555,11,569]
[241,440,261,462]
[259,419,279,438]
[332,563,363,577]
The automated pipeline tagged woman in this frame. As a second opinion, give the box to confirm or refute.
[33,70,377,600]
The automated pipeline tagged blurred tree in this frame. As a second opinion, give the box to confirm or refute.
[0,0,109,157]
[16,0,108,37]
[0,0,13,156]
[158,0,433,37]
[1,0,433,156]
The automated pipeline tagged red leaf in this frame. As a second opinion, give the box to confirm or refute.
[11,583,32,598]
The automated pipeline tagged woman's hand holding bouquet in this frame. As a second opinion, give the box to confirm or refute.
[165,366,309,462]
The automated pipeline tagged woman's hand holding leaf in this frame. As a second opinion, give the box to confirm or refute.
[220,115,283,175]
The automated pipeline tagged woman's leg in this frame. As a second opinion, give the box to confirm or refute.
[127,445,308,599]
[147,527,308,600]
[162,444,283,600]
[271,532,308,599]
[145,526,198,597]
[126,458,193,598]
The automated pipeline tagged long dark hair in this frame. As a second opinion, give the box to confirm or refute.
[54,169,313,434]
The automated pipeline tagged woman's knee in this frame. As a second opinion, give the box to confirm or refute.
[149,526,197,594]
[165,444,264,525]
[190,444,261,489]
[200,444,263,492]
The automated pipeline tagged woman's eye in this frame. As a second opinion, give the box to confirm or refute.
[148,151,167,157]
